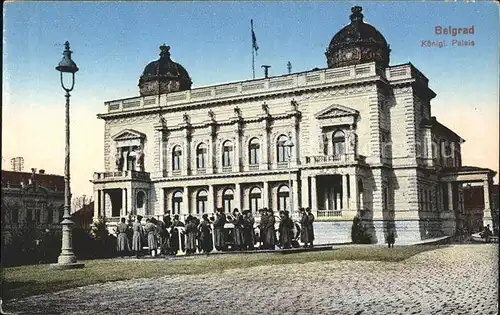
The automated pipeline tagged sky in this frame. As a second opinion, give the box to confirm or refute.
[2,1,499,198]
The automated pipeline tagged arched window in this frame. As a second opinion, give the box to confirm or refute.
[197,143,207,169]
[222,188,234,213]
[277,135,288,163]
[333,130,345,157]
[172,146,182,171]
[277,185,290,211]
[249,138,260,165]
[222,141,233,167]
[172,191,183,215]
[197,190,208,214]
[249,187,262,213]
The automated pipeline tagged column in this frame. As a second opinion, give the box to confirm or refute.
[208,133,214,174]
[301,177,309,209]
[311,176,317,212]
[447,182,453,211]
[291,122,299,167]
[100,189,106,218]
[349,173,359,211]
[263,181,269,209]
[183,187,190,216]
[182,129,190,176]
[235,183,242,210]
[122,189,127,216]
[342,175,349,210]
[208,185,215,214]
[261,120,269,170]
[234,127,241,172]
[93,189,100,219]
[292,179,299,213]
[483,180,493,226]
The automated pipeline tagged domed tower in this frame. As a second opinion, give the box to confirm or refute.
[138,44,192,96]
[325,6,391,69]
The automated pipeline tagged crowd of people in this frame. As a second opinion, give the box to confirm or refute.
[114,207,316,258]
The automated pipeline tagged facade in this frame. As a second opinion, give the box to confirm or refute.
[1,168,65,241]
[92,6,496,244]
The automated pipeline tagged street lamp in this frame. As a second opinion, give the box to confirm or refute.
[283,135,295,215]
[52,41,84,269]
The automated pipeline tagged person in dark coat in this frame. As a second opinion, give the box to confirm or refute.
[213,208,227,251]
[387,231,395,248]
[199,214,213,254]
[279,211,294,249]
[232,209,245,250]
[116,217,131,257]
[170,215,185,254]
[185,217,198,255]
[265,209,276,250]
[258,209,268,249]
[305,207,315,248]
[132,215,144,258]
[160,216,171,255]
[299,208,308,247]
[243,210,255,250]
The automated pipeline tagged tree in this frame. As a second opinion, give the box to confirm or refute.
[72,194,93,212]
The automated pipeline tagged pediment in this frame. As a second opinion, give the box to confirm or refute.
[314,104,359,120]
[112,129,146,141]
[23,184,49,194]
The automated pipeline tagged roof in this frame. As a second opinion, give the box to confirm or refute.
[421,116,464,142]
[1,170,65,192]
[441,166,497,176]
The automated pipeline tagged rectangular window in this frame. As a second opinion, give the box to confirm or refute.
[47,208,53,224]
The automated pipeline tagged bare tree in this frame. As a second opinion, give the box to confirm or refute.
[72,194,93,212]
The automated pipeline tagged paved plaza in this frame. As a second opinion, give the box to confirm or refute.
[4,244,498,315]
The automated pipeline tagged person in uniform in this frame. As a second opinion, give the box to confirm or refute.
[213,208,227,251]
[163,215,173,255]
[199,213,213,254]
[279,211,294,249]
[144,218,158,257]
[232,209,245,250]
[132,215,144,258]
[305,207,315,248]
[265,209,276,250]
[170,215,185,254]
[116,217,130,257]
[243,210,255,250]
[185,216,198,255]
[258,209,268,250]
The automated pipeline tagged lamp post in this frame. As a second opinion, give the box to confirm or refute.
[283,135,295,215]
[52,41,84,269]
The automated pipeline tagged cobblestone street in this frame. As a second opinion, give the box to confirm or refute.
[5,244,498,315]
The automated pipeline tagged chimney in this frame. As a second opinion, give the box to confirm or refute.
[39,169,45,174]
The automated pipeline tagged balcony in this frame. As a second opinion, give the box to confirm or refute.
[317,210,342,217]
[93,170,151,182]
[304,154,365,167]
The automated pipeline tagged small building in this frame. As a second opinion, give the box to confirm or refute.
[1,168,65,243]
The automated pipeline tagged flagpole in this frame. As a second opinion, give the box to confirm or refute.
[251,19,255,79]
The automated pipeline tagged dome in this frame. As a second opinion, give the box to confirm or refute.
[138,44,192,96]
[325,6,391,68]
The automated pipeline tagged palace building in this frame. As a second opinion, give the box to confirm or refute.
[92,6,496,244]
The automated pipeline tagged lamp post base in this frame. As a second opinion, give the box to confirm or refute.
[50,262,85,270]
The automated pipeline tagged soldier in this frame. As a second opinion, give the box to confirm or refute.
[185,216,198,255]
[305,207,315,248]
[265,209,276,250]
[387,231,395,248]
[213,208,227,251]
[144,218,158,257]
[279,210,294,249]
[116,217,130,257]
[170,215,185,254]
[232,208,245,250]
[299,208,308,248]
[258,209,268,249]
[243,210,255,250]
[132,215,144,258]
[199,213,213,254]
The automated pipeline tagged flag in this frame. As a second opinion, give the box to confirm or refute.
[251,19,259,55]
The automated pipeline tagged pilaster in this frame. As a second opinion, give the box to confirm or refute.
[235,183,242,210]
[483,180,492,226]
[342,174,349,210]
[263,181,269,209]
[183,187,190,215]
[301,176,309,209]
